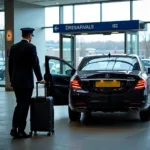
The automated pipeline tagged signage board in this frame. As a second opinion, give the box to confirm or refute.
[53,20,144,34]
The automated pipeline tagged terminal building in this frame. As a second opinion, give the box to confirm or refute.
[0,0,150,149]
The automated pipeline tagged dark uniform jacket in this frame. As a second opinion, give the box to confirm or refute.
[8,40,43,88]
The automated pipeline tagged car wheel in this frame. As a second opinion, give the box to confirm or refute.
[84,111,92,118]
[140,109,150,122]
[68,106,81,121]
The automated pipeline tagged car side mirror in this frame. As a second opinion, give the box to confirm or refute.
[65,69,75,76]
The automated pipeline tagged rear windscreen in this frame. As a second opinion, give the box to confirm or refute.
[79,56,140,71]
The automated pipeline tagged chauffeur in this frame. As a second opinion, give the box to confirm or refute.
[9,28,45,138]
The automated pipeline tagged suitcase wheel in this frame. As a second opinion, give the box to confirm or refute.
[52,130,55,134]
[30,132,33,136]
[30,131,37,136]
[47,132,51,136]
[34,131,37,135]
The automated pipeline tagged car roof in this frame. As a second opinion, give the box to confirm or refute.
[141,59,150,60]
[84,54,139,59]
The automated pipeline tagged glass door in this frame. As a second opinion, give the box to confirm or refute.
[125,32,139,55]
[60,34,75,67]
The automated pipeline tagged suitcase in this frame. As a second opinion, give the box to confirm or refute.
[30,82,54,136]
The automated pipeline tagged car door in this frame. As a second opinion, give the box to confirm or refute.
[44,56,76,105]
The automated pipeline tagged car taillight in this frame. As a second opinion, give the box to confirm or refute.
[134,79,146,90]
[70,78,82,90]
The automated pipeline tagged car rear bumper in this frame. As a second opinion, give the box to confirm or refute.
[69,89,149,112]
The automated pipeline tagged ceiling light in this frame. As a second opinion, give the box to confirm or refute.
[56,2,59,4]
[81,33,88,35]
[112,32,119,34]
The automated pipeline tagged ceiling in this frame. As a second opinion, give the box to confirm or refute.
[15,0,134,7]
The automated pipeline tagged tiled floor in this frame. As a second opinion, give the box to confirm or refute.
[0,88,150,150]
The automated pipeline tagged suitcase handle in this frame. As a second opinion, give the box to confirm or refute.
[36,82,47,98]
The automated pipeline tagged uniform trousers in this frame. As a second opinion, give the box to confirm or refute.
[12,88,33,132]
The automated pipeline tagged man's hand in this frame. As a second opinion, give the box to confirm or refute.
[39,79,46,84]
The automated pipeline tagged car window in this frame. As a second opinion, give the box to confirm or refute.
[0,61,5,66]
[79,56,140,71]
[48,59,72,75]
[142,60,150,66]
[139,59,146,72]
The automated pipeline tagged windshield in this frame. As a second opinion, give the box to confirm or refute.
[79,56,140,71]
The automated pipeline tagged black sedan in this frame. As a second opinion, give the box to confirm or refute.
[44,54,150,122]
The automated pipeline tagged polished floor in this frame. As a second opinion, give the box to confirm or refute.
[0,87,150,150]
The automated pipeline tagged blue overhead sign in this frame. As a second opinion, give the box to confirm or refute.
[53,20,145,34]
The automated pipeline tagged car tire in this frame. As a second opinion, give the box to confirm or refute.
[140,109,150,122]
[84,111,92,118]
[68,106,81,121]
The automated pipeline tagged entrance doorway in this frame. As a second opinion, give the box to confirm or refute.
[60,34,75,66]
[60,32,139,68]
[76,33,125,67]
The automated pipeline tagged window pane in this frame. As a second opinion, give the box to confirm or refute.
[0,1,4,10]
[133,0,150,59]
[0,31,5,59]
[48,59,72,75]
[49,59,60,74]
[45,28,59,57]
[45,7,59,26]
[0,31,5,85]
[75,4,100,23]
[102,2,130,21]
[139,24,150,59]
[133,0,150,21]
[63,6,73,24]
[0,12,4,29]
[63,38,72,61]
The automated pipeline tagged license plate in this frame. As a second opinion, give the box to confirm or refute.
[95,80,120,87]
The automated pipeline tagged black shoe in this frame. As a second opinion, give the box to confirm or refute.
[17,131,31,139]
[10,129,18,138]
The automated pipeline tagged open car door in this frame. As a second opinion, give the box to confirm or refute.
[44,56,76,105]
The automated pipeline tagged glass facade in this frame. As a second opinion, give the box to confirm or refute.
[44,1,150,62]
[102,2,130,21]
[0,12,4,29]
[133,0,150,58]
[63,6,73,24]
[133,0,149,21]
[45,28,59,57]
[45,7,59,27]
[74,4,100,23]
[0,7,5,86]
[0,1,4,11]
[45,7,60,58]
[0,31,5,59]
